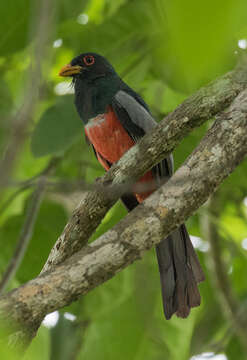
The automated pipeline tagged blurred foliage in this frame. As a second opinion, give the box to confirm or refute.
[31,95,81,157]
[0,0,247,359]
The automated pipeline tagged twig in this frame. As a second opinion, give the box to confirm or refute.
[0,186,31,217]
[6,175,160,194]
[201,194,247,356]
[0,181,45,294]
[207,301,247,354]
[3,159,99,189]
[0,159,57,294]
[0,0,54,192]
[0,159,59,216]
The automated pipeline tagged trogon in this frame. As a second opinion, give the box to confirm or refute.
[59,53,205,319]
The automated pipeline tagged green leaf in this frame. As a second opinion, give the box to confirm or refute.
[0,199,67,285]
[0,0,31,56]
[17,199,68,282]
[78,271,149,360]
[78,252,200,360]
[152,0,247,92]
[31,96,82,157]
[89,201,127,242]
[226,335,245,360]
[24,326,50,360]
[0,325,20,360]
[0,344,19,360]
[57,0,90,22]
[0,79,13,153]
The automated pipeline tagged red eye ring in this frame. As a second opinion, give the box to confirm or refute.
[83,55,95,66]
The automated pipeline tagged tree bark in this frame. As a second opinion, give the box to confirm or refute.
[1,88,247,346]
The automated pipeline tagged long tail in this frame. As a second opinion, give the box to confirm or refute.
[156,224,205,319]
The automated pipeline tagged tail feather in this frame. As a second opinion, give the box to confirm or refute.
[120,194,204,320]
[181,224,205,283]
[156,224,204,319]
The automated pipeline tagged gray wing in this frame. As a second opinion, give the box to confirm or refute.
[112,90,174,182]
[114,90,157,134]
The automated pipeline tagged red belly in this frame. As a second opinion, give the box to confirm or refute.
[85,107,155,202]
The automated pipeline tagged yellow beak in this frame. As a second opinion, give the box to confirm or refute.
[59,64,83,77]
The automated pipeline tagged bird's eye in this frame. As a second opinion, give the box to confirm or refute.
[83,55,95,66]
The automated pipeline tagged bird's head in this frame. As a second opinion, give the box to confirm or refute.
[59,52,117,84]
[59,53,121,120]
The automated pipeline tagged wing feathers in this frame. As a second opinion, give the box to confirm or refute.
[114,90,157,135]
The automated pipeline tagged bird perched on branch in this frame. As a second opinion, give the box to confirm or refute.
[59,53,204,319]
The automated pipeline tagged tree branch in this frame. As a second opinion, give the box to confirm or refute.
[1,88,247,345]
[42,61,247,272]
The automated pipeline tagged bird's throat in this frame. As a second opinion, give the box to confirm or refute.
[74,74,120,124]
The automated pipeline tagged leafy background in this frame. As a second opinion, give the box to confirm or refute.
[0,0,247,359]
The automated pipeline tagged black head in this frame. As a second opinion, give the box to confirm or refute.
[59,53,123,122]
[59,52,117,83]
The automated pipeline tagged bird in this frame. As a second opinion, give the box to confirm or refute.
[59,52,205,319]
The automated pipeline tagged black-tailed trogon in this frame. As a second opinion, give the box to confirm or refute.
[59,52,205,319]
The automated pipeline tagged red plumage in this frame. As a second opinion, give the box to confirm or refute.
[85,106,154,202]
